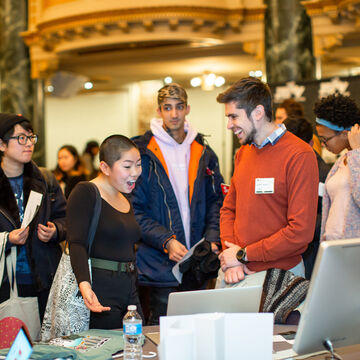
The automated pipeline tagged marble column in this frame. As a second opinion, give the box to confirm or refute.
[264,0,315,84]
[0,0,45,165]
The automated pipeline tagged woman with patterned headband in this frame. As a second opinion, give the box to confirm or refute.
[314,93,360,241]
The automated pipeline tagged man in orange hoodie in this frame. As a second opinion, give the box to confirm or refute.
[216,77,318,284]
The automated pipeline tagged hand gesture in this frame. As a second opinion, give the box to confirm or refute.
[224,265,255,284]
[167,238,188,262]
[8,227,29,245]
[348,124,360,150]
[79,281,111,313]
[37,221,56,243]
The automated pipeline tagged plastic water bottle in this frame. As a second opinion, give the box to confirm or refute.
[123,305,143,360]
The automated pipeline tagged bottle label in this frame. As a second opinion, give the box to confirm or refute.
[123,323,142,335]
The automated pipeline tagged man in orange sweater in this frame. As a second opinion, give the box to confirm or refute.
[216,77,319,284]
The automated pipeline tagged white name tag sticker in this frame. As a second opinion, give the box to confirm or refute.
[255,178,274,194]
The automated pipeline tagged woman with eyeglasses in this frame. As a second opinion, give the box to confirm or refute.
[314,94,360,241]
[0,113,66,333]
[53,145,88,198]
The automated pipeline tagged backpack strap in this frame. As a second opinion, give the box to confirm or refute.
[87,183,102,255]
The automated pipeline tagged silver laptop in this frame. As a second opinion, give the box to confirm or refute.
[166,285,263,316]
[293,238,360,355]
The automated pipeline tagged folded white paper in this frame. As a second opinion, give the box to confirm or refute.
[21,190,43,229]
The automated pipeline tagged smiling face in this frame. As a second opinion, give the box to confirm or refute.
[102,147,142,193]
[316,124,349,155]
[225,101,257,145]
[0,124,34,165]
[58,148,77,173]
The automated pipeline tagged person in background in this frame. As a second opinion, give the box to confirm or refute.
[131,83,224,325]
[82,140,99,180]
[53,145,88,198]
[216,77,318,284]
[68,135,143,329]
[275,98,322,155]
[314,94,360,241]
[283,115,331,279]
[0,113,66,321]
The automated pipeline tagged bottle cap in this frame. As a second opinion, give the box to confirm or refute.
[128,305,137,311]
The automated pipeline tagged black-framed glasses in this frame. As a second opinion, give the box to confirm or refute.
[7,134,38,145]
[318,132,339,145]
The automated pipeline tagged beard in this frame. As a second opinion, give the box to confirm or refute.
[241,115,257,145]
[242,127,256,145]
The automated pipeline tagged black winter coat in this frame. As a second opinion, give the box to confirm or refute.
[0,161,66,291]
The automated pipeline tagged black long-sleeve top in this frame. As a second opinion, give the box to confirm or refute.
[67,182,141,284]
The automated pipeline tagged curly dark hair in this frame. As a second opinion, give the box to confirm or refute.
[314,94,360,128]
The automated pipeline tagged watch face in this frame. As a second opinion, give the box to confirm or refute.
[236,249,245,261]
[236,248,247,263]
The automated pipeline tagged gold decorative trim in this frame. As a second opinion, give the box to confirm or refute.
[22,5,266,55]
[302,0,360,23]
[243,40,264,60]
[36,6,264,32]
[313,33,344,56]
[31,57,59,79]
[43,0,75,9]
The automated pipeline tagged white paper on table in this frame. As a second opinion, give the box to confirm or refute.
[172,238,205,283]
[21,190,43,230]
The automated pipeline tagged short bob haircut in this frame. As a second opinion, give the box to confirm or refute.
[100,135,138,167]
[216,77,273,121]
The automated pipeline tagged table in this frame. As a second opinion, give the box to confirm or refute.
[142,325,360,360]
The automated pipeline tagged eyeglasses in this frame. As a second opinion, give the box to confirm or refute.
[318,132,339,145]
[7,134,38,145]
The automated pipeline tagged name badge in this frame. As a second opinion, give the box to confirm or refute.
[255,178,274,194]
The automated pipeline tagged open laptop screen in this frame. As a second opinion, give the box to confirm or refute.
[167,285,262,316]
[293,238,360,355]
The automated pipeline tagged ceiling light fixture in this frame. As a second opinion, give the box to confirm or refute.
[164,76,173,84]
[190,72,225,91]
[84,81,93,90]
[249,70,263,78]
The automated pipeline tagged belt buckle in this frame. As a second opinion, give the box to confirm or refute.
[126,262,135,272]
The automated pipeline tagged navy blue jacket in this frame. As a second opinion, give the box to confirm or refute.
[131,131,224,286]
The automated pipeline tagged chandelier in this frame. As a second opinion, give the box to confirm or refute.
[190,72,225,91]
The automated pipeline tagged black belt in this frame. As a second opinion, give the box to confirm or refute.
[91,258,136,273]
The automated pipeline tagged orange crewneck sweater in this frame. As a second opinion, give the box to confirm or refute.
[220,131,319,272]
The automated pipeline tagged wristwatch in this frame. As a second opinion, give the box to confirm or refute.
[236,247,248,264]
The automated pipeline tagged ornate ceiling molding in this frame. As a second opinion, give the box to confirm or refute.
[302,0,360,24]
[302,0,359,56]
[22,4,265,78]
[22,6,265,51]
[313,33,344,56]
